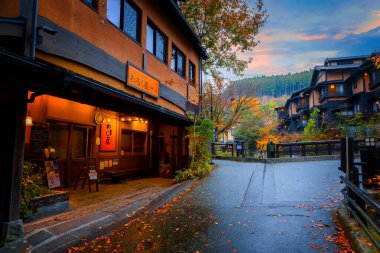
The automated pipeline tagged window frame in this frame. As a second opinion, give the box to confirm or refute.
[82,0,98,11]
[146,22,168,63]
[120,129,147,155]
[171,45,186,78]
[106,0,142,44]
[188,61,196,85]
[353,79,358,89]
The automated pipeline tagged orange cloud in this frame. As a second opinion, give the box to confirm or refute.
[355,10,380,33]
[299,34,327,41]
[334,10,380,40]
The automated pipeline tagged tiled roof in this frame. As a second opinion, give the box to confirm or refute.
[324,55,369,63]
[314,64,361,71]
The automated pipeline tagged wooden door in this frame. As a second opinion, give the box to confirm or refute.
[48,122,93,188]
[48,123,69,187]
[67,125,93,187]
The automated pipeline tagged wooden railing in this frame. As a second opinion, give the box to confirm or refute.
[274,140,340,158]
[274,139,374,158]
[339,138,380,249]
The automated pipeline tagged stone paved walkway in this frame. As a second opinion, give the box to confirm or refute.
[23,177,194,253]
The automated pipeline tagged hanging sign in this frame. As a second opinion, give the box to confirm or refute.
[126,63,160,98]
[100,119,116,151]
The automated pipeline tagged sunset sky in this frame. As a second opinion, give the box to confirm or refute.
[225,0,380,79]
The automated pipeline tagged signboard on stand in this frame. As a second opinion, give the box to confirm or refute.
[44,160,61,189]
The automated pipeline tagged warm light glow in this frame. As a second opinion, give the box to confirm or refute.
[108,118,111,122]
[25,116,33,126]
[364,72,368,76]
[128,118,132,121]
[145,120,148,124]
[121,118,125,121]
[330,84,335,89]
[25,111,33,126]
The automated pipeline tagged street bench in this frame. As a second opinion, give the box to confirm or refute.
[104,170,129,183]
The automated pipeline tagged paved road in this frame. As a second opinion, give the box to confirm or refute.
[72,160,346,253]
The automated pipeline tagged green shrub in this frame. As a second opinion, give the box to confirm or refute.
[174,115,214,183]
[214,150,232,157]
[174,160,212,183]
[20,162,53,219]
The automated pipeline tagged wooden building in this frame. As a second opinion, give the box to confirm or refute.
[276,55,374,133]
[0,0,205,247]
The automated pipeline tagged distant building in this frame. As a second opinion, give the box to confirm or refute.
[276,53,380,133]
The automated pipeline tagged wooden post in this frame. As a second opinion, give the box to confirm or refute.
[327,143,332,155]
[315,144,319,156]
[302,144,306,156]
[289,145,293,157]
[1,0,37,248]
[149,119,160,176]
[0,86,28,247]
[275,144,279,158]
[176,126,183,169]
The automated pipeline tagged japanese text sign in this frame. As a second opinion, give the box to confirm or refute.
[100,119,116,152]
[127,63,160,98]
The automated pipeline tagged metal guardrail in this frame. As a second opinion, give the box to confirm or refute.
[340,176,380,250]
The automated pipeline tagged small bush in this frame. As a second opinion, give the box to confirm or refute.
[174,160,212,183]
[20,162,53,219]
[214,150,232,157]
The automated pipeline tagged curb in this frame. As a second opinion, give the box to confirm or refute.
[336,205,378,253]
[213,155,341,163]
[29,179,196,253]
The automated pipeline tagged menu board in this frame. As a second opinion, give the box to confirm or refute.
[44,160,61,188]
[29,122,49,161]
[86,158,97,180]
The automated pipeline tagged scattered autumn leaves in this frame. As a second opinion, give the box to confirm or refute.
[67,177,355,252]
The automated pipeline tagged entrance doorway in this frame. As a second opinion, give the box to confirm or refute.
[48,122,94,187]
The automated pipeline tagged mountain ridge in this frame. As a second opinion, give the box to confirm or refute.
[232,70,313,98]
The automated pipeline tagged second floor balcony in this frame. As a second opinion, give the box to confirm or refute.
[320,90,353,102]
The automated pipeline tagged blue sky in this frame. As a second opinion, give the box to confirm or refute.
[227,0,380,79]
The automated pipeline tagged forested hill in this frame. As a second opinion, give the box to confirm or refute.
[232,70,313,98]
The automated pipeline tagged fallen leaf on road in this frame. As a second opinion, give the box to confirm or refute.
[231,246,237,252]
[310,245,323,250]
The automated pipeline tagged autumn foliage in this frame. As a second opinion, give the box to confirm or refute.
[181,0,267,79]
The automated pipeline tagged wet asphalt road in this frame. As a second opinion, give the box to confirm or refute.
[73,160,345,253]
